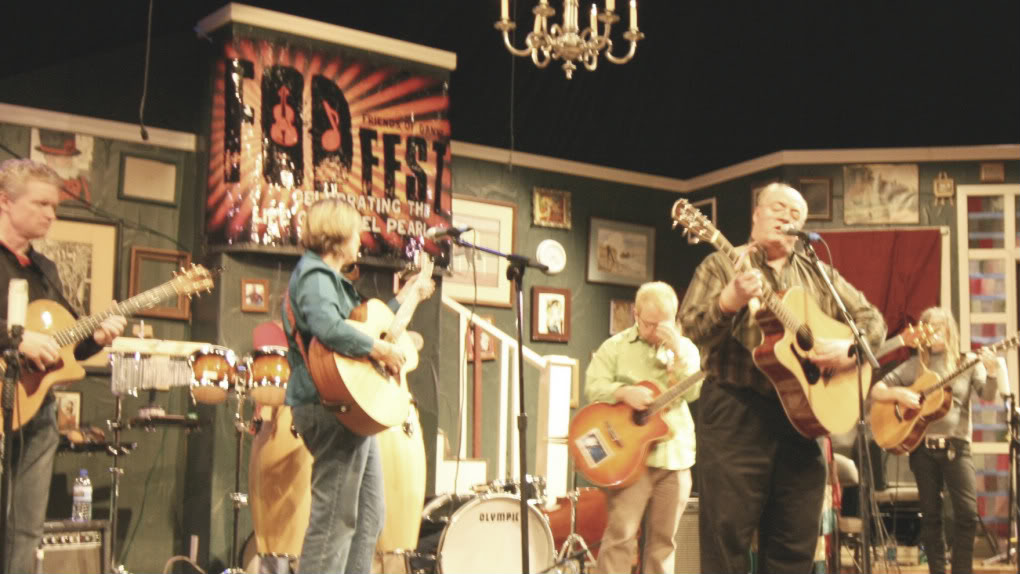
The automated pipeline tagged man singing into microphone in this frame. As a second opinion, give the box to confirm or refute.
[0,159,126,574]
[679,182,885,573]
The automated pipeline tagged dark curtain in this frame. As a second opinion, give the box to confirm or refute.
[816,229,942,365]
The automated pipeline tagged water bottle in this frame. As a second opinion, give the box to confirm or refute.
[71,469,92,522]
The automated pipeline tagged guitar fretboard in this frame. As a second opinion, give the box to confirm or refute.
[647,370,706,416]
[920,335,1019,398]
[53,280,186,348]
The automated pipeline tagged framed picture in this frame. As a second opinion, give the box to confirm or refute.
[609,299,635,335]
[241,278,270,313]
[843,164,919,224]
[587,218,655,287]
[531,287,570,342]
[54,390,81,433]
[444,195,517,308]
[466,316,497,361]
[128,246,193,320]
[798,177,832,221]
[31,218,118,318]
[118,150,183,206]
[980,162,1005,183]
[532,187,572,229]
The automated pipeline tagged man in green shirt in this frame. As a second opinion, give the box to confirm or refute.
[586,281,701,574]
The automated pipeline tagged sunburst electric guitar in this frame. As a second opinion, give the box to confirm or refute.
[307,256,434,436]
[569,370,706,489]
[0,264,214,431]
[672,198,876,438]
[870,333,1019,454]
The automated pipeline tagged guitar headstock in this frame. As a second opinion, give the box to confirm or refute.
[671,199,718,246]
[991,332,1020,354]
[900,321,937,349]
[171,264,215,297]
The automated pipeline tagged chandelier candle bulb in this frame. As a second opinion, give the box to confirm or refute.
[606,0,615,12]
[590,4,597,31]
[630,0,637,29]
[501,0,508,20]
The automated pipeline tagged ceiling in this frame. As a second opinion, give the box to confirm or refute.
[2,1,1018,180]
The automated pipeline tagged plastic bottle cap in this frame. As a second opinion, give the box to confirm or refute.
[80,469,88,477]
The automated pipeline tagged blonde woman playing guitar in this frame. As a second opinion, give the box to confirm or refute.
[869,306,1008,574]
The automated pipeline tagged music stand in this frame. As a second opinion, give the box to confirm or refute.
[798,238,881,574]
[450,233,548,573]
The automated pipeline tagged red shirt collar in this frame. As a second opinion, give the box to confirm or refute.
[0,239,32,267]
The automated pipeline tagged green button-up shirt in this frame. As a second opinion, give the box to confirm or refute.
[584,324,702,470]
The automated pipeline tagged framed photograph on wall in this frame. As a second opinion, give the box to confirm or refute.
[531,287,570,342]
[54,390,81,433]
[532,187,572,229]
[444,195,517,307]
[587,218,655,287]
[798,178,832,221]
[609,299,636,335]
[118,150,183,207]
[128,246,193,320]
[843,164,919,224]
[31,218,118,318]
[241,278,270,313]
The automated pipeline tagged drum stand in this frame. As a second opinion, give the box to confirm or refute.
[107,394,132,574]
[223,389,249,574]
[555,490,595,573]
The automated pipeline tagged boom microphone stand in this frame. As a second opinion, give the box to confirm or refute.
[797,237,880,574]
[451,233,548,573]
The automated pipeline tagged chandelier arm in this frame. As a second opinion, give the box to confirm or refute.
[532,48,552,68]
[501,28,536,57]
[604,37,639,64]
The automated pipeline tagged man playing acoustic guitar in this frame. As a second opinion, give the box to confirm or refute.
[870,306,1007,574]
[0,159,126,574]
[585,281,701,574]
[679,183,886,573]
[282,198,434,574]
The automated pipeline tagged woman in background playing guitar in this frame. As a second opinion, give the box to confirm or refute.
[281,198,434,574]
[870,307,1007,574]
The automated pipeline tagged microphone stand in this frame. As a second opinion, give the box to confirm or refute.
[1,325,24,574]
[799,239,880,574]
[451,233,548,573]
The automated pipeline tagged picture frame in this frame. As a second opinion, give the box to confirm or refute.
[531,287,570,343]
[31,218,118,318]
[587,217,655,287]
[128,246,193,320]
[690,197,717,227]
[465,315,497,361]
[444,195,517,308]
[241,278,270,313]
[843,163,919,225]
[609,299,636,335]
[980,162,1005,183]
[532,187,572,229]
[118,150,183,206]
[53,390,81,433]
[798,177,832,221]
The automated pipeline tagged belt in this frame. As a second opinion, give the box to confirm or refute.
[924,437,951,450]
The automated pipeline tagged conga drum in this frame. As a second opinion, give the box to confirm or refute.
[373,404,426,573]
[189,345,238,404]
[248,404,312,562]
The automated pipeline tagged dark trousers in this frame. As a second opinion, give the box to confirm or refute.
[697,382,826,574]
[908,438,977,574]
[4,398,58,574]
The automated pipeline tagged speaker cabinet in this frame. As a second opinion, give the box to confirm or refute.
[38,520,110,574]
[674,497,700,574]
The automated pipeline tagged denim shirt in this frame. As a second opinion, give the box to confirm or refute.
[283,251,399,406]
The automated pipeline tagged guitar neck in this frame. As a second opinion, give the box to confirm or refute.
[52,282,183,348]
[714,237,802,335]
[388,291,421,341]
[921,335,1019,397]
[647,371,706,416]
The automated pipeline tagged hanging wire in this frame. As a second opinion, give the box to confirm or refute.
[138,0,154,141]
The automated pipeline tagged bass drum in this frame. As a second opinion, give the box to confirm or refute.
[372,404,427,572]
[249,405,311,562]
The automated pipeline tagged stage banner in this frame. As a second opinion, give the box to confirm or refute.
[203,14,454,265]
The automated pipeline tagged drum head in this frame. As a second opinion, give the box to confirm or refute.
[437,494,555,574]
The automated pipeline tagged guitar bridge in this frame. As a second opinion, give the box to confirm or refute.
[604,422,623,447]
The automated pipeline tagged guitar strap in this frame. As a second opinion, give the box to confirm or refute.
[284,291,311,368]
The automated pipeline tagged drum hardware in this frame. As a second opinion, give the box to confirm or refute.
[223,378,251,574]
[551,489,596,573]
[104,394,131,573]
[127,413,201,432]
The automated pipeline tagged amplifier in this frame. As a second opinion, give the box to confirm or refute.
[674,497,700,574]
[38,520,110,574]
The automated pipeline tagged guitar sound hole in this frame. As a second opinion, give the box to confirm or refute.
[791,343,821,385]
[796,326,814,351]
[631,411,647,426]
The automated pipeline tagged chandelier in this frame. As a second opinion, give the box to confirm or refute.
[496,0,643,79]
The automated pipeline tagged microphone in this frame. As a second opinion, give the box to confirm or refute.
[7,278,28,335]
[425,224,473,241]
[779,224,821,242]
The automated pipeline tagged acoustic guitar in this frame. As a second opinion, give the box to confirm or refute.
[870,333,1019,454]
[569,371,706,489]
[307,256,434,436]
[672,198,872,438]
[0,264,213,431]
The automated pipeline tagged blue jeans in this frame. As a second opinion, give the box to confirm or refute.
[291,403,384,574]
[4,398,58,574]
